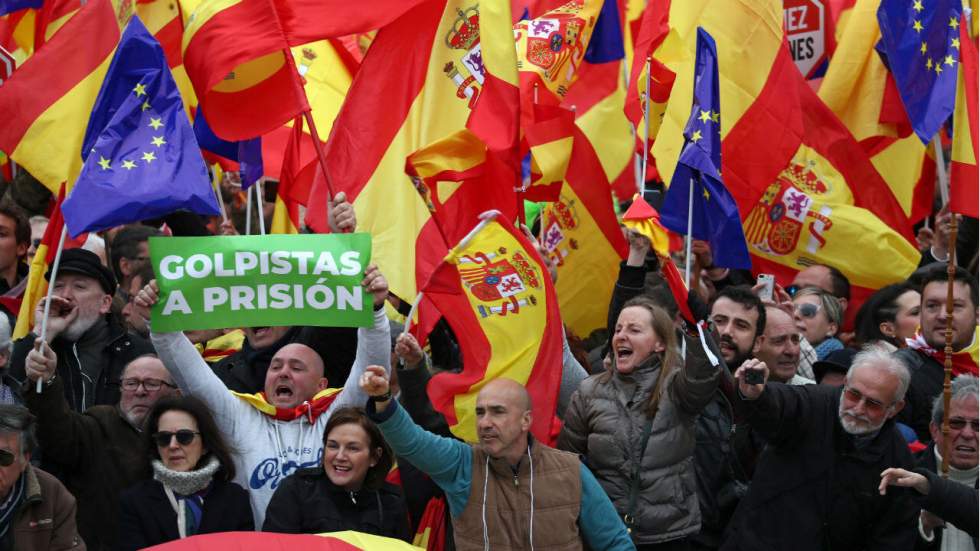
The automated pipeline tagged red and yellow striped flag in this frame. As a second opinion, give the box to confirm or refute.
[423,211,564,445]
[540,123,628,338]
[0,0,120,194]
[950,15,978,217]
[180,0,423,140]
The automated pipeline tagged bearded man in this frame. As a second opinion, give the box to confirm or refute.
[721,348,918,551]
[10,248,153,411]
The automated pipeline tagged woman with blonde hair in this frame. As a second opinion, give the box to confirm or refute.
[559,295,720,550]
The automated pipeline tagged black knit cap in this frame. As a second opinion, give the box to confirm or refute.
[44,248,117,294]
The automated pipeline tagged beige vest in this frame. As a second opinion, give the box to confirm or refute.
[452,441,583,551]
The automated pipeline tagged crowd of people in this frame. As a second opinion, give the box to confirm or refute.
[0,169,973,551]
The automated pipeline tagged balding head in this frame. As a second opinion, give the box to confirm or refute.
[265,343,328,409]
[119,355,177,428]
[475,378,533,465]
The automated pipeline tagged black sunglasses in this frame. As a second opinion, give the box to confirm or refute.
[0,449,14,467]
[153,430,200,448]
[949,418,980,431]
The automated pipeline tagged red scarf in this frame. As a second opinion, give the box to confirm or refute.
[232,387,343,422]
[905,329,979,377]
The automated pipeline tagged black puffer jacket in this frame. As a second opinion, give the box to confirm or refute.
[262,467,410,540]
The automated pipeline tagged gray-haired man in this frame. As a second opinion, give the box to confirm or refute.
[722,348,918,551]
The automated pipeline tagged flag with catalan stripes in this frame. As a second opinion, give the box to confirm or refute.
[423,210,564,445]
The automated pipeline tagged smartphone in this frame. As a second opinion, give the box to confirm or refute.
[756,273,775,301]
[745,368,765,385]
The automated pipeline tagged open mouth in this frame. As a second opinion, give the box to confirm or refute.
[955,445,977,453]
[331,464,352,473]
[251,327,272,338]
[274,385,293,399]
[616,347,634,362]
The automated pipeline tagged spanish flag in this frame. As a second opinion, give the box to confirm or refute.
[524,105,576,202]
[269,116,305,235]
[309,2,521,306]
[180,0,424,140]
[424,211,564,445]
[0,0,120,194]
[950,14,978,218]
[817,0,934,224]
[540,123,627,339]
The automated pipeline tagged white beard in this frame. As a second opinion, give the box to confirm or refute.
[61,310,100,342]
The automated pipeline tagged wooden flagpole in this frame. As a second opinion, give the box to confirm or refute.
[937,135,955,477]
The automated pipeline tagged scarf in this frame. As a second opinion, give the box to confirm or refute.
[906,327,979,377]
[0,471,25,541]
[152,455,220,496]
[232,386,342,422]
[814,337,844,361]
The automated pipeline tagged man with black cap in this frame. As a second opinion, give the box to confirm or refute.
[812,348,857,387]
[9,248,153,412]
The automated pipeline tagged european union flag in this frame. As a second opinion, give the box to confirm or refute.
[584,0,624,64]
[0,0,42,16]
[660,28,750,270]
[878,0,962,143]
[61,16,220,238]
[193,107,264,189]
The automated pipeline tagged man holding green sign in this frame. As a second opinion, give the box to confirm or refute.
[149,233,374,332]
[132,232,392,528]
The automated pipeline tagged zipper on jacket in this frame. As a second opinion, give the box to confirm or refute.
[74,344,93,411]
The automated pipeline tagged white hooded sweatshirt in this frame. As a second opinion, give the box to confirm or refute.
[149,308,390,527]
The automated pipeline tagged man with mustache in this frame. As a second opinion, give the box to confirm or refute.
[721,348,917,550]
[896,265,978,443]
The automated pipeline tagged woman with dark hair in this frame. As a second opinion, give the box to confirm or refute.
[262,407,409,539]
[854,282,921,351]
[116,396,253,550]
[559,295,720,550]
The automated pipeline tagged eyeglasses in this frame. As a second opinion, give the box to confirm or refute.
[795,303,821,319]
[842,386,890,415]
[153,430,200,448]
[119,378,176,392]
[0,449,14,467]
[948,418,980,431]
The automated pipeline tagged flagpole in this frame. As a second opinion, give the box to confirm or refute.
[402,292,424,335]
[35,225,68,394]
[684,178,694,285]
[255,180,266,235]
[245,184,252,235]
[939,134,957,478]
[640,57,652,196]
[934,135,949,206]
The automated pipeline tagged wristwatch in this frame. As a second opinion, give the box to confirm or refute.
[369,390,392,402]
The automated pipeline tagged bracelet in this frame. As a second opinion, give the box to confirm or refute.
[44,373,57,387]
[370,390,392,402]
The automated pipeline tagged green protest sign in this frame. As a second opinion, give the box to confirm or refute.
[149,233,372,332]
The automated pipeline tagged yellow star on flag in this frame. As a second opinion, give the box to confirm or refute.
[950,17,959,29]
[912,0,923,12]
[952,37,961,49]
[934,63,942,75]
[921,42,928,54]
[944,55,955,66]
[151,136,166,147]
[97,156,111,170]
[133,83,147,97]
[141,101,151,112]
[711,111,720,123]
[142,151,156,163]
[926,57,933,70]
[698,110,711,123]
[691,130,703,143]
[703,188,711,201]
[913,19,923,32]
[121,160,136,170]
[148,117,163,130]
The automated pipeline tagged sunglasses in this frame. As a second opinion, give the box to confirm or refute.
[0,449,14,467]
[153,430,200,448]
[795,303,821,319]
[842,386,890,415]
[949,418,980,431]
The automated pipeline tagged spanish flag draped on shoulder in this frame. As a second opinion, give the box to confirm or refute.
[0,0,120,194]
[423,210,564,445]
[180,0,426,140]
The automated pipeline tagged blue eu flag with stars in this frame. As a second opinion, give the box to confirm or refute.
[877,0,962,143]
[659,28,750,270]
[62,16,220,238]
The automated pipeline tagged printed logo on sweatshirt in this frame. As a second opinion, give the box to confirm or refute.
[249,447,323,490]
